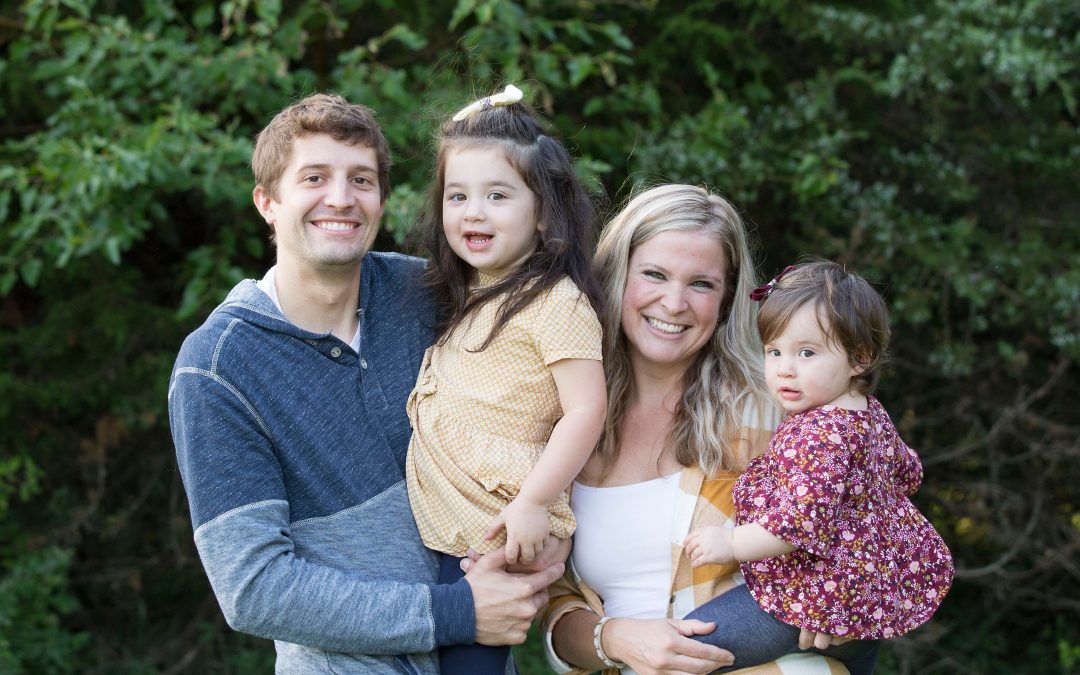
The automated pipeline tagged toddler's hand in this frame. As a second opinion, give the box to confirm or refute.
[485,498,550,565]
[461,534,570,574]
[683,526,734,567]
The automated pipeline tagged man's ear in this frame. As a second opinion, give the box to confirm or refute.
[253,185,275,224]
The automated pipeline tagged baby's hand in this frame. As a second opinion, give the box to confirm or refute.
[683,525,735,567]
[485,498,550,565]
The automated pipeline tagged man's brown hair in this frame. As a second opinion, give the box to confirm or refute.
[757,261,891,396]
[251,93,391,202]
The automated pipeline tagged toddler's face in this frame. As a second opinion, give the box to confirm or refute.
[441,145,539,279]
[763,303,864,414]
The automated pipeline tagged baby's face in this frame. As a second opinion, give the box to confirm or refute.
[763,303,864,414]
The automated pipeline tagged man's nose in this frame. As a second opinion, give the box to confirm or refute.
[323,178,356,208]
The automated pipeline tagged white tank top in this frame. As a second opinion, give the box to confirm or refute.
[570,472,683,620]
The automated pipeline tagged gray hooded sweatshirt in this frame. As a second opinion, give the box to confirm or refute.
[169,252,474,674]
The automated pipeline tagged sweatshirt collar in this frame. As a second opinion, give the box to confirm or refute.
[217,256,376,348]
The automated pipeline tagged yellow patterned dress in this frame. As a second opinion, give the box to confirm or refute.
[405,276,602,557]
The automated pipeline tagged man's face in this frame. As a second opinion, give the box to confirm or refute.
[253,134,384,273]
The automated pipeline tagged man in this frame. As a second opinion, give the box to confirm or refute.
[168,93,563,673]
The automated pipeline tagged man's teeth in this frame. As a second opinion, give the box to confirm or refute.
[317,221,356,231]
[646,317,686,334]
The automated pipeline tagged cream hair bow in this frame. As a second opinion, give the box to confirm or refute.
[452,84,524,122]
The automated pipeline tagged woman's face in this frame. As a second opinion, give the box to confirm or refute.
[620,230,729,375]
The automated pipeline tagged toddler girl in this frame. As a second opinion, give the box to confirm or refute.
[682,261,954,675]
[405,85,607,674]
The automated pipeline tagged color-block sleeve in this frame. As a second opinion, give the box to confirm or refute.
[751,417,852,558]
[169,368,474,653]
[533,282,603,365]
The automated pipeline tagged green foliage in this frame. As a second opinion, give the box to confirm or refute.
[513,623,549,674]
[0,547,86,673]
[1,0,1078,672]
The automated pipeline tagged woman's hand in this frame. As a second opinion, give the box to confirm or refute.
[603,616,734,675]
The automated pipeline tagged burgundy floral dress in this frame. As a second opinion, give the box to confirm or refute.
[734,397,954,639]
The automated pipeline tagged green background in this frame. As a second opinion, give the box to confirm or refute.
[1,0,1078,672]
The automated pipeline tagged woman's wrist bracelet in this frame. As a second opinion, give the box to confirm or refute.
[593,615,627,669]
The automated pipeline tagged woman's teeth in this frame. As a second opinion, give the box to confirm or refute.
[646,317,686,334]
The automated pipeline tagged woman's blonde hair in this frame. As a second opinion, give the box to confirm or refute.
[594,184,769,475]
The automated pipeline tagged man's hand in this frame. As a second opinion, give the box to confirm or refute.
[683,526,734,567]
[464,545,565,645]
[484,498,551,565]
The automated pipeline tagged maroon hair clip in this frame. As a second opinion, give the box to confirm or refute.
[749,265,796,302]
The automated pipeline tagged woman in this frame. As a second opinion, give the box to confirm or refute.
[541,185,848,675]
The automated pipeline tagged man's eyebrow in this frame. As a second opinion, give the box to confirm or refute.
[294,163,378,174]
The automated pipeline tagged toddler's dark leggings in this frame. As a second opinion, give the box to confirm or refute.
[685,584,880,675]
[436,553,510,675]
